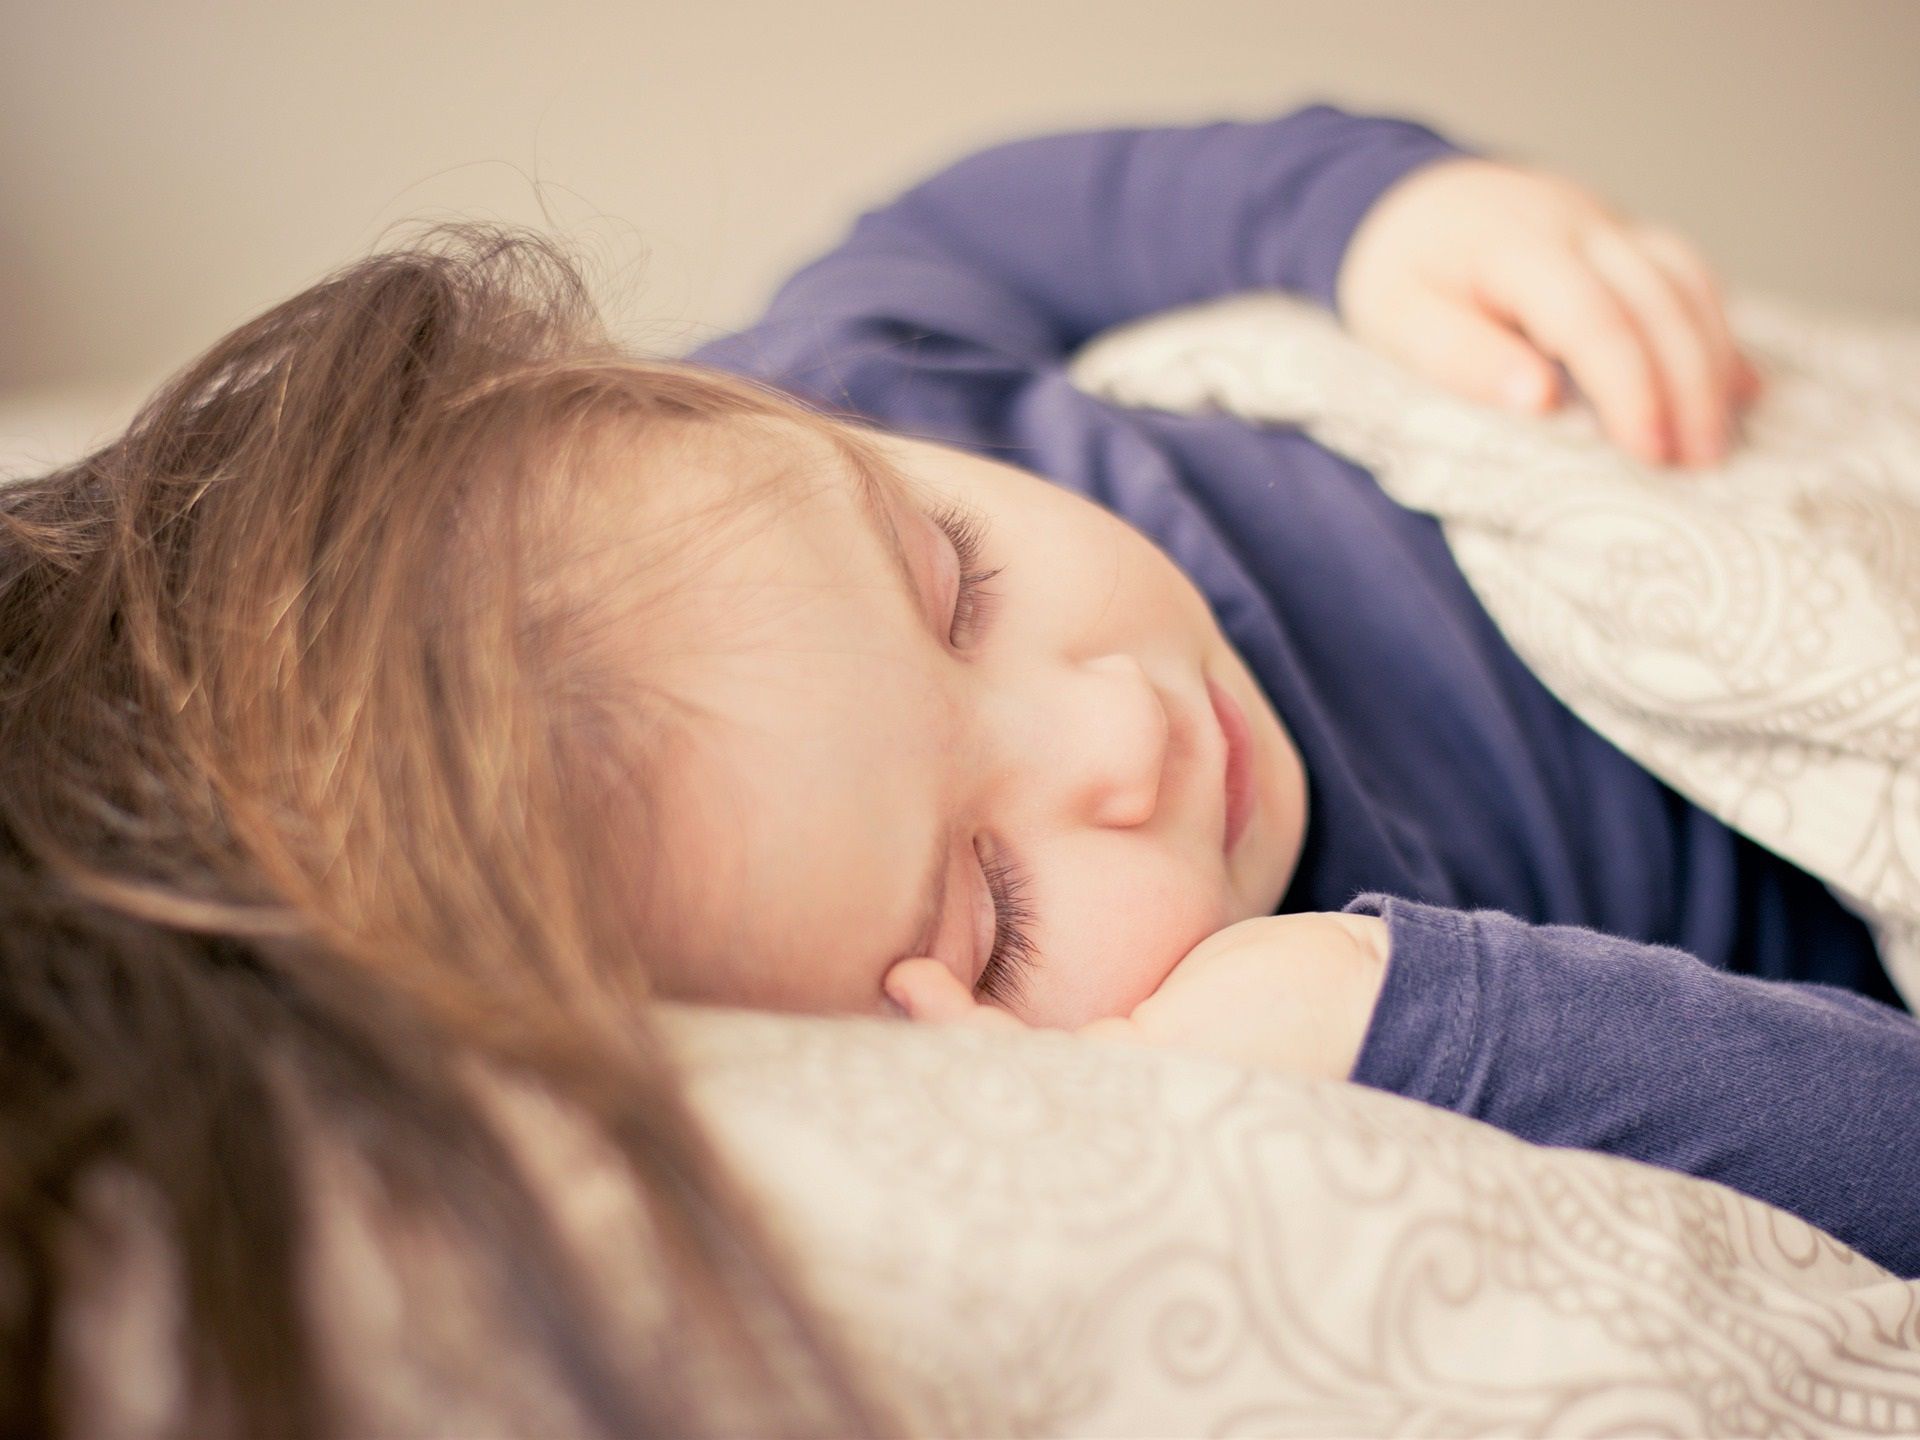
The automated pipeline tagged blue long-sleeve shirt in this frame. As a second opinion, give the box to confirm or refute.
[686,104,1920,1276]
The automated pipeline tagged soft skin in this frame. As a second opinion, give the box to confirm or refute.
[642,415,1311,1030]
[648,150,1757,1075]
[1337,155,1763,468]
[886,151,1762,1073]
[886,911,1392,1082]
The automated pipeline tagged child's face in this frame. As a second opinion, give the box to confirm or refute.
[638,415,1307,1028]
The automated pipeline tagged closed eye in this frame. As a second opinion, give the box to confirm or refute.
[975,841,1038,1008]
[916,497,1038,1006]
[927,498,1003,645]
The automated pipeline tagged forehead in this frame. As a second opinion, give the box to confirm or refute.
[631,414,942,1012]
[566,408,880,641]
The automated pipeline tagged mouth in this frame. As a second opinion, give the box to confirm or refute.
[1206,677,1255,855]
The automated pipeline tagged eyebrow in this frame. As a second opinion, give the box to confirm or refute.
[827,429,957,969]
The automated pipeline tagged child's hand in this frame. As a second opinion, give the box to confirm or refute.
[1335,156,1763,469]
[883,911,1390,1082]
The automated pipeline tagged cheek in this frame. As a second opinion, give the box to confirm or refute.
[1021,848,1224,1029]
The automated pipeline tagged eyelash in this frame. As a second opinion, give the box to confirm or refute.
[922,497,1034,1004]
[976,843,1038,1008]
[928,499,1004,645]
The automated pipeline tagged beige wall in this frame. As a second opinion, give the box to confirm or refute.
[3,0,1917,404]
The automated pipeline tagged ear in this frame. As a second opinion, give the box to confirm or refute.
[883,958,1027,1033]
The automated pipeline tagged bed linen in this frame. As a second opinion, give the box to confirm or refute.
[656,294,1920,1434]
[1068,289,1920,1009]
[665,1006,1920,1437]
[9,304,1920,1432]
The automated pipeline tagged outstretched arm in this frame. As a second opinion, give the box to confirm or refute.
[1346,893,1920,1278]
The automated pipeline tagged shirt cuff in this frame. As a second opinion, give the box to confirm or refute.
[1264,121,1473,317]
[1341,893,1487,1110]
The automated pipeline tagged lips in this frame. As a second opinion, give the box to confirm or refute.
[1207,677,1255,854]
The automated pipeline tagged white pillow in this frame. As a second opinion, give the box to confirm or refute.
[665,1007,1920,1437]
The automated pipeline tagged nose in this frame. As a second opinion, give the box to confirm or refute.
[1004,652,1169,829]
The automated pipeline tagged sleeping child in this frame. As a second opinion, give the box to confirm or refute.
[645,103,1920,1276]
[16,100,1905,1295]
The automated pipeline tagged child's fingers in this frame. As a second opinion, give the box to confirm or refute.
[1630,222,1751,410]
[1482,241,1672,467]
[1579,225,1730,465]
[883,957,1028,1033]
[1385,288,1563,414]
[1628,222,1751,389]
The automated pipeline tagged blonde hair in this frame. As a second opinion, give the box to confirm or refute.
[0,223,886,1436]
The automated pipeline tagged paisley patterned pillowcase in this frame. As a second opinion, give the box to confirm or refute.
[666,1007,1920,1438]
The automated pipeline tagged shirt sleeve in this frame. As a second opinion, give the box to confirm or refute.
[1343,893,1920,1279]
[683,104,1468,453]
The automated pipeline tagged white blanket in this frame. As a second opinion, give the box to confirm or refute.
[1069,292,1920,1007]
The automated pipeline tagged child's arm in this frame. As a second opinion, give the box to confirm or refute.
[687,105,1466,442]
[689,105,1754,469]
[890,899,1920,1278]
[1346,894,1920,1279]
[887,911,1392,1086]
